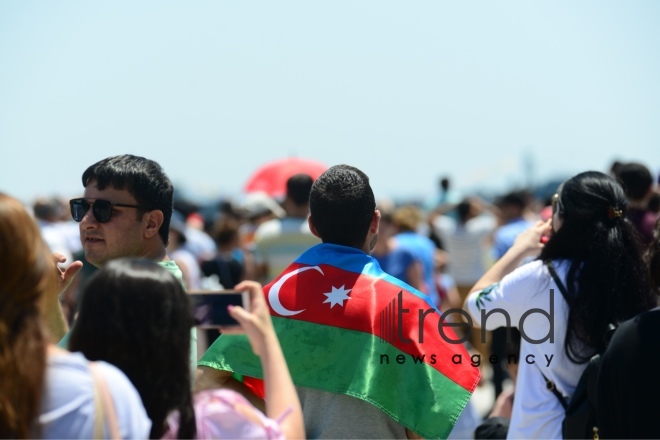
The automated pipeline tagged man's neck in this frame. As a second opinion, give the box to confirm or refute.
[286,207,310,218]
[283,199,309,218]
[141,243,169,262]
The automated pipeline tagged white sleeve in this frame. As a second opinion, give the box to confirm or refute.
[432,216,454,241]
[472,215,496,237]
[465,260,552,330]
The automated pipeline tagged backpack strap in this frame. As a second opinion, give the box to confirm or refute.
[540,260,570,409]
[546,260,570,304]
[548,261,618,346]
[541,371,568,410]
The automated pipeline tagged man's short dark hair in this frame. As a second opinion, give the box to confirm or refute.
[617,162,653,201]
[286,174,314,206]
[82,155,174,245]
[309,165,375,248]
[495,190,527,209]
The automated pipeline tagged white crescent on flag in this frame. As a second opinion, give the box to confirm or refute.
[268,265,324,316]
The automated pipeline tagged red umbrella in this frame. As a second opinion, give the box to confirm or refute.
[244,157,328,199]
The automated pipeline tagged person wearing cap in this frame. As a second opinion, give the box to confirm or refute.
[238,192,286,248]
[236,192,287,281]
[241,191,287,221]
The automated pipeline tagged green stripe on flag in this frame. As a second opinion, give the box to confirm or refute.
[199,317,473,439]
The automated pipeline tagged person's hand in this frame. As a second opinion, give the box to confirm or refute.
[51,253,83,295]
[226,280,276,358]
[511,220,552,257]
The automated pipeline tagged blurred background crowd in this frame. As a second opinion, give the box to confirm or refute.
[25,156,660,426]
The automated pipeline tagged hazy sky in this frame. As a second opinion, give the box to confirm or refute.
[1,1,659,205]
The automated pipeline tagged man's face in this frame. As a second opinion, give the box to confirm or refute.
[78,181,147,267]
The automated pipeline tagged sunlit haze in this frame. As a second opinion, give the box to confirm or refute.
[1,1,658,206]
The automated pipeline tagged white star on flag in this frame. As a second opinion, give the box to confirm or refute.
[323,285,352,308]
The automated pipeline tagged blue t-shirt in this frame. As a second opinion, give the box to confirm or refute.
[375,248,415,284]
[492,217,535,260]
[392,232,439,304]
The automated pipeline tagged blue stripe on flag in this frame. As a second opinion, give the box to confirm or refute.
[295,243,438,311]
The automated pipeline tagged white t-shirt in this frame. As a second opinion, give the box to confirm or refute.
[433,214,496,285]
[37,351,151,439]
[465,259,587,439]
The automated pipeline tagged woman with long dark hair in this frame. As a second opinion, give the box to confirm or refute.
[69,258,304,439]
[70,258,195,439]
[464,171,656,438]
[0,193,150,439]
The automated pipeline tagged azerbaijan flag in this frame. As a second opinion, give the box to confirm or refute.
[199,243,481,439]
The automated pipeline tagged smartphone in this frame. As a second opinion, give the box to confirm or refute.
[189,290,249,330]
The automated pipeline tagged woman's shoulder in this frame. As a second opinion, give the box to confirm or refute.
[39,350,151,439]
[503,259,548,284]
[507,258,572,281]
[44,350,94,390]
[84,357,153,438]
[45,350,136,397]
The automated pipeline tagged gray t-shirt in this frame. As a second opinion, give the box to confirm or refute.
[296,386,408,439]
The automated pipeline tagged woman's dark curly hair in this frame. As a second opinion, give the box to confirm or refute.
[69,258,195,439]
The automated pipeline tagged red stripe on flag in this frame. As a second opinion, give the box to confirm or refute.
[243,376,265,399]
[264,263,478,391]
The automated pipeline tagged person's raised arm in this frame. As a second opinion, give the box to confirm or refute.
[228,280,305,439]
[467,220,551,297]
[46,253,82,341]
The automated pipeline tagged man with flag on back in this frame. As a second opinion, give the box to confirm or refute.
[196,165,481,439]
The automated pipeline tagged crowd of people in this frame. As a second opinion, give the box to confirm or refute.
[1,153,659,439]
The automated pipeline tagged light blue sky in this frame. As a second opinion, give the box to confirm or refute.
[1,1,659,205]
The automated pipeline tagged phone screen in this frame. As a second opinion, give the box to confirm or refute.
[189,290,248,329]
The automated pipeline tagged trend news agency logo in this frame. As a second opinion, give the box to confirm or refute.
[377,288,556,368]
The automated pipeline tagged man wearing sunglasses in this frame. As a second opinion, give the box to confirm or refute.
[69,157,173,268]
[52,154,197,364]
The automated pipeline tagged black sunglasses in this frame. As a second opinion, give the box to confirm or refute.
[69,198,142,223]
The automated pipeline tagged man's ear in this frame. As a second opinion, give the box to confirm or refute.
[370,209,381,234]
[144,210,164,239]
[308,215,321,238]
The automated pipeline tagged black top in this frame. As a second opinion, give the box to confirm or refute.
[597,307,660,439]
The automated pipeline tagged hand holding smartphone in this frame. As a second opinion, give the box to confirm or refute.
[189,290,250,332]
